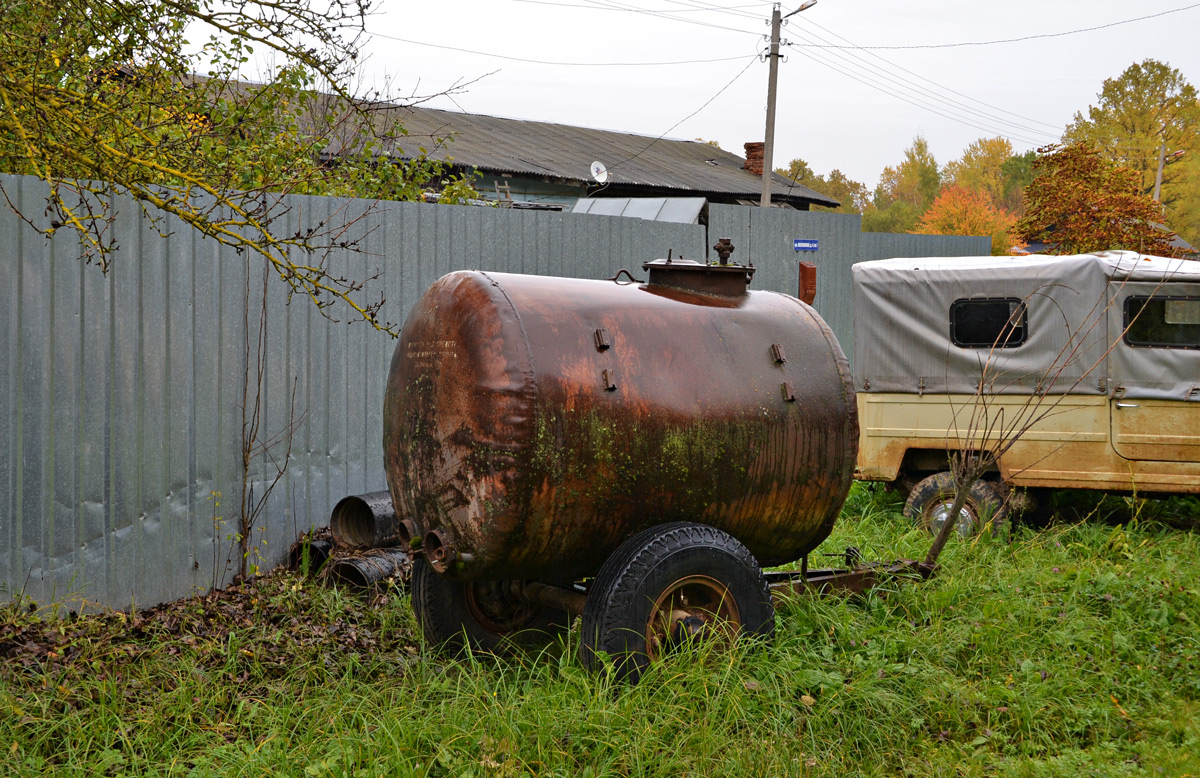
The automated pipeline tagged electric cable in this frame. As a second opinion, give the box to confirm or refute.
[800,17,1064,132]
[364,29,752,66]
[510,0,766,12]
[792,3,1200,50]
[606,54,760,172]
[783,43,1048,146]
[574,0,762,35]
[782,30,1060,142]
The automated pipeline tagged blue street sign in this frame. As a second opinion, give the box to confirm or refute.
[794,239,818,251]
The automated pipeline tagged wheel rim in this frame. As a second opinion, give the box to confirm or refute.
[644,575,741,659]
[925,499,978,537]
[464,581,542,634]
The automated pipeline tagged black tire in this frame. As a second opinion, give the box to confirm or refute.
[903,471,1009,538]
[410,557,569,653]
[579,522,775,683]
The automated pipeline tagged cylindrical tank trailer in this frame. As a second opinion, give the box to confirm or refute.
[379,254,859,679]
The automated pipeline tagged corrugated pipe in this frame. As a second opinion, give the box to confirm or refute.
[287,537,333,576]
[330,492,402,548]
[324,549,412,589]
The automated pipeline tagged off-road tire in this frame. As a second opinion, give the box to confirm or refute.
[579,522,774,683]
[410,557,569,653]
[903,471,1009,538]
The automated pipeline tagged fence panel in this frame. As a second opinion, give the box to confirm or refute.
[2,174,984,609]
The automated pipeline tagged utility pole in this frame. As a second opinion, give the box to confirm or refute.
[1154,142,1167,203]
[1153,143,1186,216]
[760,5,783,208]
[760,1,816,208]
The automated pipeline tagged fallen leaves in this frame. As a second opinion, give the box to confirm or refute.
[0,569,418,687]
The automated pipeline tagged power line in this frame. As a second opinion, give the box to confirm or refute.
[782,30,1060,142]
[782,43,1049,147]
[651,0,767,22]
[372,2,1114,159]
[800,17,1064,132]
[510,0,767,13]
[412,1,1069,141]
[572,0,762,35]
[792,3,1200,50]
[364,29,753,66]
[608,54,760,171]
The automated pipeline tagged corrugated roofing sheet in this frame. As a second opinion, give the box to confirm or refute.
[571,197,707,224]
[198,78,838,208]
[341,105,839,208]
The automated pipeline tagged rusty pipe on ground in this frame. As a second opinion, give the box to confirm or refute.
[330,492,403,549]
[324,549,412,589]
[287,537,333,576]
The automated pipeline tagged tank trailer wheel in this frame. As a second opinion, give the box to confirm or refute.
[410,557,569,653]
[904,471,1009,538]
[580,522,775,683]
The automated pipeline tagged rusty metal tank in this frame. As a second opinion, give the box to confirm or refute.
[383,257,858,581]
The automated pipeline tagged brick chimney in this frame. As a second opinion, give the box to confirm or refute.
[743,142,764,176]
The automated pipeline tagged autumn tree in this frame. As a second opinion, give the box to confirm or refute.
[862,135,940,233]
[778,158,817,185]
[1064,59,1200,243]
[913,185,1019,255]
[0,0,471,329]
[1016,143,1180,256]
[776,158,869,213]
[942,137,1013,208]
[1065,60,1199,199]
[941,136,1038,216]
[818,170,872,214]
[998,150,1037,216]
[1169,151,1200,246]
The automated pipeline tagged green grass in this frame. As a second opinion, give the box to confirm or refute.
[3,484,1199,777]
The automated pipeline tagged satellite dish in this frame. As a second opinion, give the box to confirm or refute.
[590,161,609,184]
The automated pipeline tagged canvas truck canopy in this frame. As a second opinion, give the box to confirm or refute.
[853,252,1200,399]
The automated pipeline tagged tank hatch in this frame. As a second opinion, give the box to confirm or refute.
[642,238,754,298]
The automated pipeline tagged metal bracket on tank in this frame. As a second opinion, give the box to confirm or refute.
[594,328,612,351]
[602,368,617,391]
[606,269,644,284]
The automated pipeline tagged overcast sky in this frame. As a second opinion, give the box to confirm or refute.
[351,1,1200,187]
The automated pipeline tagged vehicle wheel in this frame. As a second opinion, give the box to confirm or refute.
[410,557,569,653]
[579,522,775,683]
[903,471,1009,538]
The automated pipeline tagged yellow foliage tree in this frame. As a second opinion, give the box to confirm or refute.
[0,0,475,330]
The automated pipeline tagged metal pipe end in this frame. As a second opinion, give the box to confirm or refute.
[398,518,422,549]
[324,549,412,589]
[330,492,400,548]
[286,538,333,576]
[330,495,374,547]
[423,529,456,573]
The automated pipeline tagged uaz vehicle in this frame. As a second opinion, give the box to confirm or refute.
[853,252,1200,535]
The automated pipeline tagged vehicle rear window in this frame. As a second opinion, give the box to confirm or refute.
[1124,296,1200,349]
[950,298,1027,348]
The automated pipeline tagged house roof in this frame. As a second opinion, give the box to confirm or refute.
[338,104,839,209]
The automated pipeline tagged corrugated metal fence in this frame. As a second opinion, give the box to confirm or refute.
[1,174,987,610]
